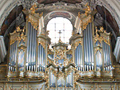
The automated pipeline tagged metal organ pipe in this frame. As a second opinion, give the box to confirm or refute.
[38,44,40,70]
[26,22,37,71]
[83,23,94,71]
[40,45,41,67]
[41,47,43,65]
[29,23,31,66]
[26,23,29,66]
[29,23,31,65]
[75,44,83,71]
[102,41,111,71]
[12,44,13,71]
[31,24,33,70]
[88,24,91,64]
[39,44,41,66]
[12,43,15,62]
[31,25,33,69]
[87,26,89,65]
[86,25,89,65]
[77,45,79,66]
[38,43,46,72]
[75,49,77,66]
[44,48,45,66]
[15,42,17,64]
[9,41,18,71]
[76,46,78,67]
[91,23,94,63]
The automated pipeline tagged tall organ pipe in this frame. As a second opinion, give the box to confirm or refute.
[102,41,111,71]
[9,41,18,71]
[75,44,82,70]
[26,22,37,71]
[38,43,46,71]
[83,23,94,71]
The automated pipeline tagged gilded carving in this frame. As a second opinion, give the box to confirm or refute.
[10,27,26,45]
[94,27,110,46]
[94,47,102,54]
[38,40,46,49]
[84,3,91,16]
[18,29,26,43]
[16,26,21,32]
[77,4,92,31]
[78,12,92,30]
[27,16,38,30]
[75,41,82,49]
[30,4,37,14]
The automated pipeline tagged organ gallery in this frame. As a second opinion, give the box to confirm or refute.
[0,0,120,90]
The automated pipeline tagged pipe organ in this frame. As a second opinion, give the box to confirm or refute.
[70,5,113,78]
[83,23,94,71]
[8,7,50,79]
[26,22,37,71]
[47,41,74,89]
[6,4,114,90]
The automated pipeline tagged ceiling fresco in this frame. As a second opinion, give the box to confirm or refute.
[96,5,119,35]
[1,5,23,35]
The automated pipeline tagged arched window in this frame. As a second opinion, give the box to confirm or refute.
[47,17,73,44]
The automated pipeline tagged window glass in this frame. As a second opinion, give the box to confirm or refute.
[47,17,73,44]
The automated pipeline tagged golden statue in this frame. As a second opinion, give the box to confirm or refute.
[30,3,37,14]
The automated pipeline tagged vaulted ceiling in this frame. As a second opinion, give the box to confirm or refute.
[0,5,23,35]
[0,0,119,38]
[96,5,119,35]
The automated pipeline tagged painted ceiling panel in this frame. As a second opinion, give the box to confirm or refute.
[96,5,119,35]
[1,5,23,35]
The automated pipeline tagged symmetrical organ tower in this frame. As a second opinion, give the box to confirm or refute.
[7,3,113,90]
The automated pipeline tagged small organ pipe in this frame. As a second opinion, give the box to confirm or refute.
[85,65,86,71]
[38,45,40,65]
[9,66,10,71]
[43,47,44,66]
[28,24,32,63]
[27,66,28,71]
[40,45,41,65]
[31,26,33,63]
[14,42,16,63]
[78,45,80,65]
[77,46,78,65]
[10,66,11,71]
[87,65,88,71]
[88,24,90,64]
[32,26,34,63]
[106,44,108,66]
[13,43,15,64]
[28,66,30,71]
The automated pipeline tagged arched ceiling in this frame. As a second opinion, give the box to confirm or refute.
[0,5,23,35]
[0,0,120,37]
[96,5,119,35]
